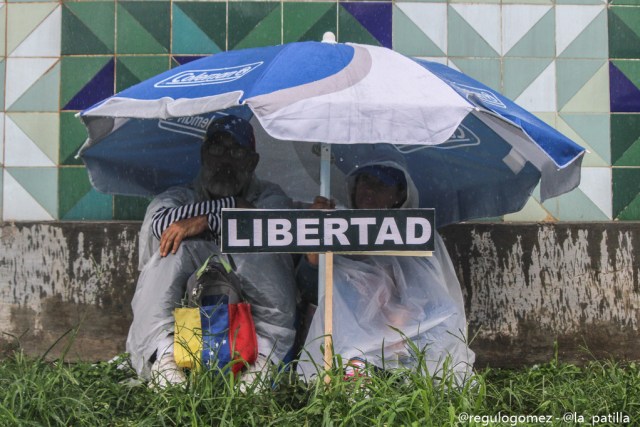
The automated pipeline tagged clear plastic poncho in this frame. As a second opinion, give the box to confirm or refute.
[297,159,475,384]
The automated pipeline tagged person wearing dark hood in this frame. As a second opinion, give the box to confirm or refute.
[296,160,475,385]
[127,115,297,387]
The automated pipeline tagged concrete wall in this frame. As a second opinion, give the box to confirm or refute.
[1,221,639,367]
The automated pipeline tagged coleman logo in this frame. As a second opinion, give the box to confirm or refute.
[154,62,263,88]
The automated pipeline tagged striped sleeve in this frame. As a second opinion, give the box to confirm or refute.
[151,196,236,239]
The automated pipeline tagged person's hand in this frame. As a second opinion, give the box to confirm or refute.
[159,215,208,257]
[305,196,335,266]
[310,196,335,210]
[234,197,254,209]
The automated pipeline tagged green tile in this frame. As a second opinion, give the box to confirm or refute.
[60,56,112,109]
[59,167,113,220]
[338,5,380,47]
[612,114,640,166]
[62,2,115,55]
[559,114,610,165]
[504,9,554,58]
[116,55,170,92]
[7,3,57,55]
[543,185,610,221]
[9,61,60,112]
[392,5,445,57]
[449,58,501,91]
[114,195,151,220]
[609,6,640,59]
[611,59,640,89]
[229,2,281,50]
[60,112,88,166]
[610,0,640,5]
[58,167,94,218]
[63,189,114,220]
[447,6,498,58]
[503,58,553,100]
[559,10,607,59]
[173,2,226,54]
[556,59,606,110]
[283,3,337,44]
[615,193,640,220]
[7,167,58,218]
[613,167,640,219]
[117,1,170,54]
[8,112,59,164]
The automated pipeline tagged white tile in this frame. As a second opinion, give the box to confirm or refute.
[6,3,57,55]
[578,167,612,219]
[5,57,57,108]
[4,115,55,166]
[2,169,53,221]
[397,3,447,55]
[502,5,551,55]
[561,62,610,113]
[515,61,556,112]
[10,6,61,58]
[556,5,604,56]
[450,4,501,55]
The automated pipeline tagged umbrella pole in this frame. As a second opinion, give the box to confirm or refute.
[322,252,334,383]
[318,143,334,382]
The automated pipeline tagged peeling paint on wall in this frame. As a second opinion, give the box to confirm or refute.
[1,223,139,359]
[1,222,639,365]
[442,223,640,366]
[445,225,640,337]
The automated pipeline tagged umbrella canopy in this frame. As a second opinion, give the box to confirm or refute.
[78,40,585,226]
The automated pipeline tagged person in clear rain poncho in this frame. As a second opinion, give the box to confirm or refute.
[127,115,297,387]
[296,159,475,384]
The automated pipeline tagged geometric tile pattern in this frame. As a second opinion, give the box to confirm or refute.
[173,2,226,54]
[117,2,170,54]
[612,114,640,166]
[610,60,640,112]
[62,2,114,55]
[61,56,114,111]
[340,3,392,48]
[116,56,170,92]
[2,1,640,221]
[284,3,337,44]
[59,167,112,220]
[229,2,282,50]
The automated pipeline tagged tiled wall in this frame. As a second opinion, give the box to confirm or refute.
[0,0,638,222]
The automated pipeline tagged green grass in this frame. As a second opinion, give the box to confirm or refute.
[1,350,639,426]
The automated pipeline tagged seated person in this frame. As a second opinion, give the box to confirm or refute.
[127,115,298,387]
[296,160,475,384]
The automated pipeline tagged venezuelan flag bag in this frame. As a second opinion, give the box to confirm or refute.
[174,254,257,375]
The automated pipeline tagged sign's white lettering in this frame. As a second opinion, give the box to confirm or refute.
[268,219,293,246]
[222,209,435,254]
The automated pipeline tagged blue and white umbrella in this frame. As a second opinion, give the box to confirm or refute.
[78,39,585,226]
